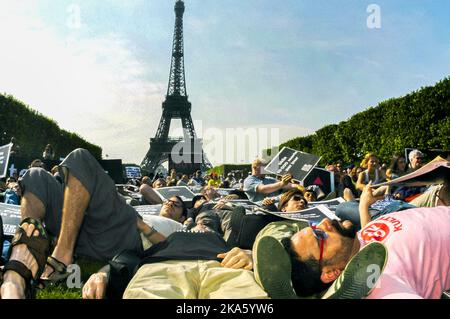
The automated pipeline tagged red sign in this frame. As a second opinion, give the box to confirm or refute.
[313,177,323,186]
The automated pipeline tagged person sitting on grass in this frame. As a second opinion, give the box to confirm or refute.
[355,153,387,193]
[243,158,298,202]
[0,148,187,299]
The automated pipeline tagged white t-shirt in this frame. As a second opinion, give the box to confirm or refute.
[141,215,184,250]
[358,206,450,299]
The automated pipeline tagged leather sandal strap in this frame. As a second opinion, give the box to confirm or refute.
[4,260,33,282]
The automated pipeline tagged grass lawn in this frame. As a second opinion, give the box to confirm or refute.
[36,256,105,299]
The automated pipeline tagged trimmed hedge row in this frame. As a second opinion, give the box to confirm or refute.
[279,76,450,165]
[0,94,102,159]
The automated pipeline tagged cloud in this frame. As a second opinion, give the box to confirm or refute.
[0,2,165,164]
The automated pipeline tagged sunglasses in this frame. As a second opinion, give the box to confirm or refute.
[164,199,182,209]
[310,223,329,266]
[291,194,306,202]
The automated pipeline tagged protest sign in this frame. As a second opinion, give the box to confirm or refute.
[264,147,321,182]
[309,197,345,212]
[134,204,162,217]
[303,167,335,195]
[255,204,339,224]
[154,186,196,203]
[0,203,21,236]
[125,166,142,179]
[0,143,12,178]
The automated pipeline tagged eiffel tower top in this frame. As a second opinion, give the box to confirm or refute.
[167,0,187,97]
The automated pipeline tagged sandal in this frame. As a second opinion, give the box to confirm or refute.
[40,256,70,286]
[2,217,50,298]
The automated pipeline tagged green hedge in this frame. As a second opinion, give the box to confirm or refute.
[0,94,102,159]
[278,76,450,165]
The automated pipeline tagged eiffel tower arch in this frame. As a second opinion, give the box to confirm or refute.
[141,0,212,174]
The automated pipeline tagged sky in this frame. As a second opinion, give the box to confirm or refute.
[0,0,449,166]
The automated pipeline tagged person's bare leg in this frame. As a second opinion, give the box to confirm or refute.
[1,223,40,299]
[343,188,355,201]
[43,172,90,273]
[20,192,46,220]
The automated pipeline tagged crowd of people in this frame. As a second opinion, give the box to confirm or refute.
[0,146,449,299]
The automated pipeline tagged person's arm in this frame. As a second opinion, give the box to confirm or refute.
[139,184,163,204]
[359,182,378,228]
[355,171,366,191]
[256,174,292,194]
[217,247,253,270]
[136,217,166,245]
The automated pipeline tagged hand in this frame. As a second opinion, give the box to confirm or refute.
[262,198,275,206]
[360,181,377,207]
[281,174,292,185]
[217,247,253,270]
[82,272,108,299]
[213,199,227,210]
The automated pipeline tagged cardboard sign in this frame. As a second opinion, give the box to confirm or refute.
[0,203,21,236]
[0,143,12,178]
[189,185,203,194]
[154,186,196,202]
[215,188,234,197]
[309,197,345,212]
[304,167,335,195]
[134,204,162,217]
[125,166,142,179]
[264,147,321,182]
[255,204,339,224]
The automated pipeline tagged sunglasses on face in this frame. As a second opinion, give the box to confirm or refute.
[291,194,306,202]
[310,223,329,266]
[164,199,182,208]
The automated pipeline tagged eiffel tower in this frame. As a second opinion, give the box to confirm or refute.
[141,0,211,174]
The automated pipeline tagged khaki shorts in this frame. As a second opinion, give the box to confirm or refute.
[123,260,269,299]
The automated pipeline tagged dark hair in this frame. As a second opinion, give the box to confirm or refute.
[281,237,331,297]
[278,189,304,211]
[29,159,44,168]
[191,195,207,208]
[173,195,187,217]
[228,189,248,200]
[389,154,407,174]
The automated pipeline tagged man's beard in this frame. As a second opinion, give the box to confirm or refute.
[331,219,357,239]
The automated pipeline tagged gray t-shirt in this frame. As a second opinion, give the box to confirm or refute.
[243,175,279,202]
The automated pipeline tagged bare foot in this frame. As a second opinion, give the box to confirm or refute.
[40,246,72,280]
[1,223,40,299]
